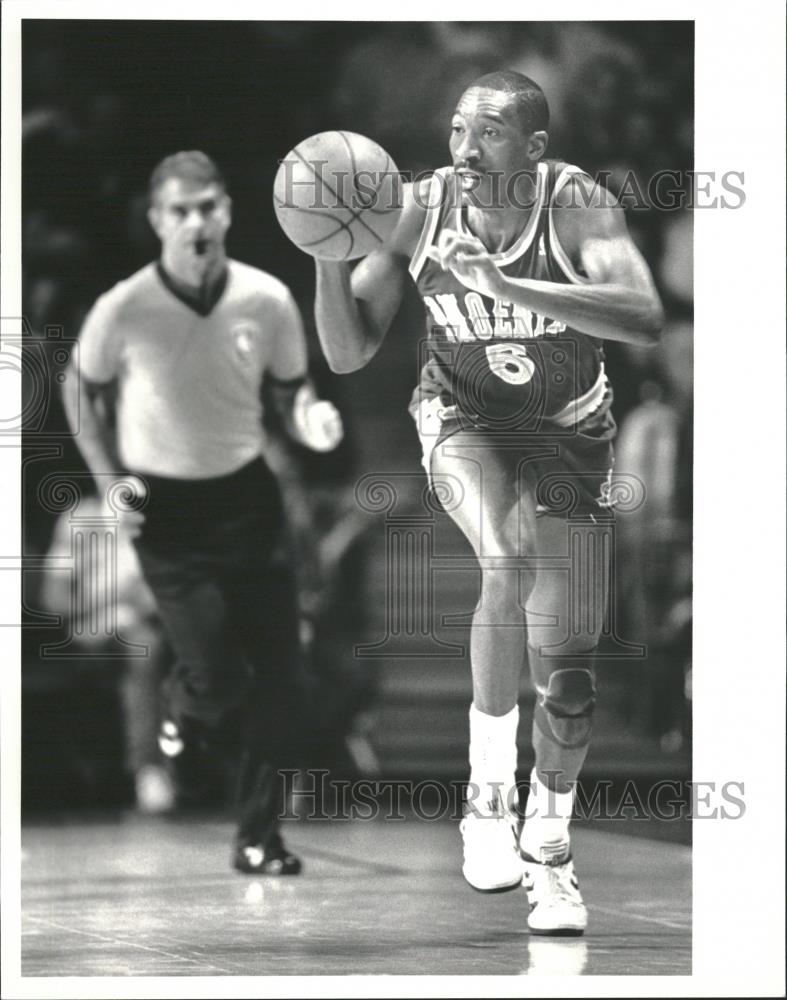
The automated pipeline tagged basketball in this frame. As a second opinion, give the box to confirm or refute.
[273,131,403,261]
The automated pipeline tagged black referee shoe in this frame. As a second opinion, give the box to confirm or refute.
[232,833,302,876]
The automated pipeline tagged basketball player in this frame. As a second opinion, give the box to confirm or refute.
[311,72,663,933]
[63,151,343,875]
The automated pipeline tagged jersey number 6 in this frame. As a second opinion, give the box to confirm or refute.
[485,343,535,386]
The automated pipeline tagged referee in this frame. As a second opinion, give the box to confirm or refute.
[63,151,343,874]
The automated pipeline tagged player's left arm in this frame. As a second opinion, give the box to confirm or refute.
[265,287,344,452]
[433,176,664,347]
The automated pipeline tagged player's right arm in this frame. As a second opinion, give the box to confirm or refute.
[313,179,429,374]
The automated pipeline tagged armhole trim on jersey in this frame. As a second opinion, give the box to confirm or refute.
[408,169,450,282]
[548,165,592,285]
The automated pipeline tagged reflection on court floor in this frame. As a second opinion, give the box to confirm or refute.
[21,815,690,977]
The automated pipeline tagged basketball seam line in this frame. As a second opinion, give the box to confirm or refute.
[277,163,356,253]
[274,200,362,249]
[293,145,385,246]
[349,141,399,216]
[292,146,359,257]
[338,131,395,217]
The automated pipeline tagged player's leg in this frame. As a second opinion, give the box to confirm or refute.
[430,430,539,891]
[519,511,611,934]
[433,438,535,712]
[523,513,608,839]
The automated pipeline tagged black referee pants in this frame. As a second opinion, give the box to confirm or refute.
[133,458,305,844]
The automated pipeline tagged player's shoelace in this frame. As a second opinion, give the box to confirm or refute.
[543,862,581,904]
[527,859,582,909]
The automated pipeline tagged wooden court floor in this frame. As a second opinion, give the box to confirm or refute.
[19,814,690,979]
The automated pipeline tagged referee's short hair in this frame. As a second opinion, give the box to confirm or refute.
[149,151,227,202]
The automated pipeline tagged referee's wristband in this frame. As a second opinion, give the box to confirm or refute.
[266,374,308,390]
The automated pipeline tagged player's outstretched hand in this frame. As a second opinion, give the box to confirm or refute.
[102,475,147,539]
[293,385,344,452]
[427,229,505,299]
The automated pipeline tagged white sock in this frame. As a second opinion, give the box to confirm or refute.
[520,767,574,861]
[467,702,519,815]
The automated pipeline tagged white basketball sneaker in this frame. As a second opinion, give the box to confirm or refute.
[460,807,525,892]
[522,850,588,936]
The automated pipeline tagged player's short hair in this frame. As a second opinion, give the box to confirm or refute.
[149,151,227,202]
[466,70,550,134]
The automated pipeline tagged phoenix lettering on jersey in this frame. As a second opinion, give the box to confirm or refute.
[423,292,567,343]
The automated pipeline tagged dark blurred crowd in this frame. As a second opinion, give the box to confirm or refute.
[21,21,693,808]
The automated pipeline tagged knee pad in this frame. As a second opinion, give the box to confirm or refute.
[535,668,596,749]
